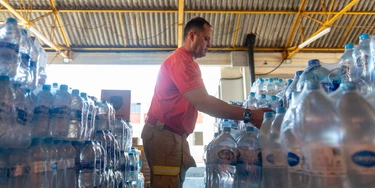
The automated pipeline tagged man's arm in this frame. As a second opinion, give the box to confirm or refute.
[183,86,271,128]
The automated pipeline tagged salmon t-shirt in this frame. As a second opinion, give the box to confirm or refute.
[147,47,205,134]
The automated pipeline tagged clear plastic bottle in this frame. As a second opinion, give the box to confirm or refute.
[93,141,103,187]
[236,126,261,188]
[114,118,126,151]
[297,59,331,92]
[268,95,278,110]
[50,84,71,139]
[270,107,288,188]
[259,112,275,188]
[32,84,53,138]
[275,78,284,93]
[353,34,371,84]
[28,138,48,188]
[43,137,58,188]
[95,100,110,131]
[71,141,84,187]
[28,38,39,91]
[8,148,29,188]
[243,92,257,110]
[124,120,133,152]
[62,140,77,188]
[285,70,304,108]
[93,130,107,177]
[256,93,269,108]
[205,132,219,187]
[127,152,138,184]
[339,43,356,83]
[53,139,66,188]
[337,82,375,187]
[207,127,237,188]
[0,18,21,78]
[15,28,32,88]
[50,83,59,96]
[80,92,90,140]
[0,76,15,148]
[79,140,96,188]
[294,81,345,188]
[68,89,84,141]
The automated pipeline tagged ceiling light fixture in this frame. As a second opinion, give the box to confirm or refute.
[298,27,331,49]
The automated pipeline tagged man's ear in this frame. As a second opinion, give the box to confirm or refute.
[188,31,195,42]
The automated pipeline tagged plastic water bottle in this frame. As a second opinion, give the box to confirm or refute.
[0,148,7,188]
[275,78,284,93]
[297,59,331,92]
[33,84,53,138]
[267,78,276,95]
[353,34,371,83]
[259,112,274,188]
[43,138,58,188]
[15,28,32,88]
[268,95,278,110]
[95,100,110,131]
[50,84,71,139]
[104,130,115,170]
[50,83,59,96]
[285,70,304,108]
[243,92,257,110]
[79,92,89,140]
[79,140,96,188]
[68,89,84,141]
[28,38,39,91]
[294,81,346,188]
[28,138,48,188]
[114,118,126,150]
[93,141,103,187]
[339,43,356,83]
[127,152,138,184]
[71,141,84,186]
[337,82,375,187]
[0,76,15,148]
[207,127,237,188]
[0,18,21,78]
[53,140,66,188]
[62,140,77,188]
[256,94,269,108]
[12,82,32,148]
[257,78,266,96]
[236,126,261,188]
[269,107,288,188]
[8,148,29,188]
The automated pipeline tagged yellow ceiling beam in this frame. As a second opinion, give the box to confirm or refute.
[177,0,184,47]
[231,14,241,47]
[301,13,324,25]
[338,14,358,47]
[0,0,67,58]
[118,12,127,47]
[50,0,70,48]
[285,0,307,48]
[287,0,359,59]
[43,47,345,52]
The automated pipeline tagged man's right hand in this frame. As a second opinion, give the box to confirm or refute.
[250,108,274,129]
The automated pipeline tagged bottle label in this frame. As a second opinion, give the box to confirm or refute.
[16,107,27,125]
[0,42,19,53]
[34,106,49,115]
[71,110,82,120]
[303,145,346,177]
[31,161,47,173]
[9,164,24,177]
[0,102,12,114]
[50,106,70,115]
[261,150,274,168]
[273,148,287,168]
[287,148,304,172]
[80,161,95,170]
[66,158,75,169]
[213,146,237,165]
[49,161,58,171]
[340,65,349,77]
[347,145,375,175]
[237,146,261,166]
[88,113,92,121]
[96,160,101,170]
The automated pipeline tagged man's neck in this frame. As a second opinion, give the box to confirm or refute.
[180,44,196,60]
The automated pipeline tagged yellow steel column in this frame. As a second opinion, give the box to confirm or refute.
[231,14,241,47]
[287,0,360,59]
[0,0,67,57]
[50,0,70,48]
[177,0,185,47]
[285,0,307,48]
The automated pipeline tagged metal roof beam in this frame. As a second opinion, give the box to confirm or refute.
[177,0,184,47]
[118,12,127,47]
[50,0,70,48]
[285,0,307,48]
[0,0,67,58]
[338,14,358,47]
[231,14,241,47]
[287,0,359,59]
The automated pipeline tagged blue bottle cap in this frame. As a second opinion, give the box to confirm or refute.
[345,43,354,49]
[276,106,286,114]
[20,28,28,35]
[42,84,51,91]
[60,84,68,90]
[308,59,320,67]
[261,94,266,99]
[250,92,255,97]
[0,76,10,81]
[296,70,304,77]
[6,18,18,24]
[271,95,277,100]
[72,89,79,95]
[264,112,273,118]
[52,83,58,87]
[96,130,104,134]
[278,78,283,82]
[84,140,93,145]
[360,33,370,41]
[80,92,87,98]
[246,126,254,132]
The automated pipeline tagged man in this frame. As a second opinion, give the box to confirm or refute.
[141,17,271,187]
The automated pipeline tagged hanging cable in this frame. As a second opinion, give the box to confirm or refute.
[255,58,286,76]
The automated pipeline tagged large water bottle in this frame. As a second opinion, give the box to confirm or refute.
[124,120,133,151]
[79,140,96,188]
[0,148,7,188]
[269,107,288,188]
[207,127,237,188]
[93,141,103,187]
[43,138,58,188]
[205,132,219,186]
[95,100,110,131]
[0,18,21,78]
[8,148,29,188]
[28,38,39,91]
[236,126,261,188]
[243,92,257,110]
[337,82,375,187]
[93,130,107,176]
[12,82,32,148]
[353,34,371,84]
[71,141,84,186]
[280,92,307,188]
[114,118,126,150]
[259,112,274,188]
[339,43,356,83]
[32,84,53,138]
[62,140,77,188]
[15,28,32,88]
[127,152,138,184]
[80,92,89,140]
[68,89,84,141]
[297,59,331,92]
[50,84,71,139]
[53,140,66,188]
[294,81,346,188]
[285,70,304,108]
[104,130,115,169]
[0,76,15,148]
[28,138,48,188]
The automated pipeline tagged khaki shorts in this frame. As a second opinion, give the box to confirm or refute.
[141,121,196,188]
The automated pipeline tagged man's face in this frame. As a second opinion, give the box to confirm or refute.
[192,24,212,59]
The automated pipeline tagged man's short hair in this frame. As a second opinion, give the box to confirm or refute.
[183,17,211,40]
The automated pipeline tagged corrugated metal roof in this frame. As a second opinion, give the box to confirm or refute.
[0,0,373,55]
